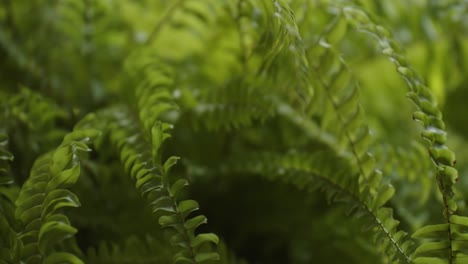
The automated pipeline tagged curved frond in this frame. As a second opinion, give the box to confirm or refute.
[223,150,412,262]
[1,1,466,263]
[14,117,101,263]
[340,1,458,217]
[100,106,219,263]
[335,3,462,263]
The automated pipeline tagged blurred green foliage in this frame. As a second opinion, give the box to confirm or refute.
[0,0,468,263]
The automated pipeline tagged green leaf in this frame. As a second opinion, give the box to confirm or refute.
[151,196,176,213]
[178,200,199,219]
[174,252,195,264]
[41,189,81,218]
[50,146,72,176]
[159,215,182,227]
[71,141,93,153]
[170,233,190,248]
[374,184,394,208]
[16,193,45,219]
[46,164,81,192]
[151,122,165,156]
[63,129,101,144]
[451,215,468,227]
[38,220,77,252]
[452,240,468,252]
[185,215,207,231]
[135,173,156,190]
[170,179,189,198]
[413,241,450,257]
[0,149,13,161]
[18,205,42,226]
[164,156,180,174]
[438,165,458,185]
[190,233,219,248]
[412,224,449,239]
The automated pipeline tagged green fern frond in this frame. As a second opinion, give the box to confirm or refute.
[307,39,384,203]
[1,1,466,263]
[336,3,462,263]
[256,0,310,99]
[14,120,100,263]
[128,58,224,262]
[223,150,412,262]
[247,8,414,259]
[101,106,219,263]
[86,235,172,264]
[297,7,378,196]
[134,63,178,139]
[340,2,458,217]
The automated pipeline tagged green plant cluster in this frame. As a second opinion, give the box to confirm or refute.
[1,0,468,263]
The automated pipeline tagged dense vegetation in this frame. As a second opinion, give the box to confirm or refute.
[1,0,468,263]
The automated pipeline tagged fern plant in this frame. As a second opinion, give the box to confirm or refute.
[1,0,468,263]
